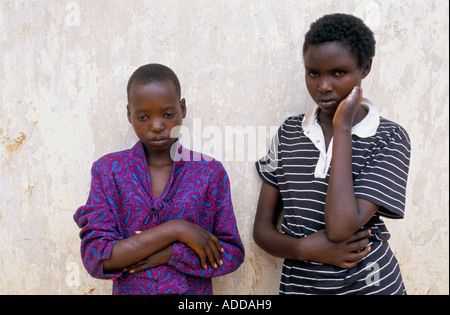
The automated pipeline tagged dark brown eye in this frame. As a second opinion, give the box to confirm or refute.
[334,71,346,77]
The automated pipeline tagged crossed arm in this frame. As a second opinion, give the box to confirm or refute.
[253,182,372,269]
[75,162,244,279]
[103,219,224,274]
[324,86,379,242]
[253,87,378,267]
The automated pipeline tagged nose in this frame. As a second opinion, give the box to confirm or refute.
[318,77,332,94]
[150,118,165,133]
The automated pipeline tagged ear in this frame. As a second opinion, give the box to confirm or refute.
[180,98,187,119]
[361,58,373,78]
[127,104,131,123]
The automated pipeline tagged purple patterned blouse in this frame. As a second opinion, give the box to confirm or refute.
[74,141,245,295]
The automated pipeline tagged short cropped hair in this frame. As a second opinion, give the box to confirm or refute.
[303,13,376,67]
[127,63,181,101]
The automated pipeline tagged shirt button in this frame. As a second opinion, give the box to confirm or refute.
[316,140,320,143]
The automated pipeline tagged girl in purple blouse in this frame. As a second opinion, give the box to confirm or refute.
[74,64,245,295]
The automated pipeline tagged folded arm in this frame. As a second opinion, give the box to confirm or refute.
[325,87,379,243]
[253,182,371,269]
[167,166,245,278]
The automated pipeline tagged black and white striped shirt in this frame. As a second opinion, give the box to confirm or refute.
[256,99,411,295]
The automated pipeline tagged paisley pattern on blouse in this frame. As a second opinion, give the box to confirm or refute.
[74,141,244,295]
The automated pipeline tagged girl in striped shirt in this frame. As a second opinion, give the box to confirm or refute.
[253,13,411,295]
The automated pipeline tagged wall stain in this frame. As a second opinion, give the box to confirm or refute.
[25,185,35,197]
[2,132,27,154]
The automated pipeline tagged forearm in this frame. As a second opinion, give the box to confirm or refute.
[325,127,362,242]
[169,237,244,278]
[103,220,180,273]
[253,182,309,261]
[253,220,310,261]
[170,210,245,278]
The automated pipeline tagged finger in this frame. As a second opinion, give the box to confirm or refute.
[353,86,362,103]
[207,233,224,265]
[340,261,359,269]
[204,245,218,269]
[126,261,145,273]
[135,262,154,273]
[346,229,371,244]
[345,86,361,105]
[208,232,224,253]
[130,263,150,273]
[123,263,137,272]
[197,250,207,269]
[348,245,371,263]
[208,239,223,266]
[347,238,370,253]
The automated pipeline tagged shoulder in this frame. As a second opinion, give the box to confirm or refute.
[91,147,134,174]
[281,114,304,129]
[378,117,411,144]
[275,114,305,139]
[180,148,228,178]
[376,118,411,163]
[185,150,226,172]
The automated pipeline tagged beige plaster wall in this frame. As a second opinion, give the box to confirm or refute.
[0,0,448,295]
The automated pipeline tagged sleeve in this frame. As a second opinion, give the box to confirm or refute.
[73,161,123,279]
[354,125,411,219]
[255,128,280,189]
[167,163,245,278]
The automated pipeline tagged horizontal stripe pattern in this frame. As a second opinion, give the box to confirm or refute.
[256,114,411,295]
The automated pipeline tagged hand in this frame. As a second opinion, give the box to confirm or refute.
[124,244,174,274]
[302,228,371,269]
[174,220,224,269]
[333,86,363,129]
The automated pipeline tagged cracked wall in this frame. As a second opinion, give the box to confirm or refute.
[0,0,448,294]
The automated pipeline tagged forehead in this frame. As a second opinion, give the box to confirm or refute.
[129,81,178,103]
[304,41,357,69]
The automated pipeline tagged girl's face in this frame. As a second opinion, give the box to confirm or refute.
[303,41,371,116]
[127,81,186,155]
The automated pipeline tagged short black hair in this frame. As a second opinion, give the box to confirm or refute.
[127,63,181,102]
[303,13,376,67]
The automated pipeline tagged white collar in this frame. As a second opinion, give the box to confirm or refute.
[301,98,380,178]
[302,98,380,137]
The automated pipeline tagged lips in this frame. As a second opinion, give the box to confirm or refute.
[317,99,338,107]
[150,137,169,144]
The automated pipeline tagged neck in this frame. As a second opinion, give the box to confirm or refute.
[318,105,368,127]
[352,105,369,126]
[144,148,174,168]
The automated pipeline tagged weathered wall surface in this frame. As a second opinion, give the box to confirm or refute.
[0,0,448,294]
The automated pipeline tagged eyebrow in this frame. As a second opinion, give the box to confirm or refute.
[131,104,178,112]
[305,65,354,73]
